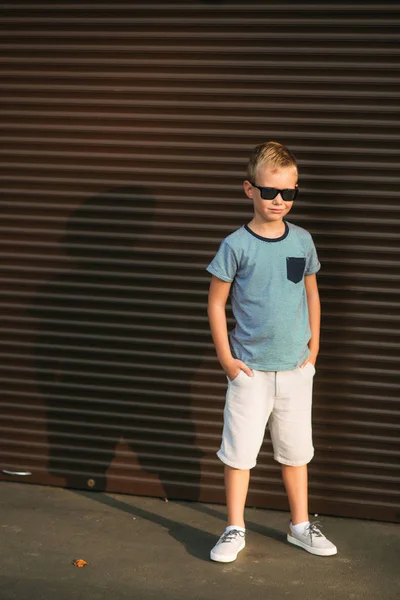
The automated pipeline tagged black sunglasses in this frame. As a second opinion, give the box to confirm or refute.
[250,182,299,201]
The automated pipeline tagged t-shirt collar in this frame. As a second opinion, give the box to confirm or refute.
[244,221,289,243]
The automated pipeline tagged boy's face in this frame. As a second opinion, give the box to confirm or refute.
[243,165,298,223]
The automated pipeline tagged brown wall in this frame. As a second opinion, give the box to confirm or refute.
[0,1,399,522]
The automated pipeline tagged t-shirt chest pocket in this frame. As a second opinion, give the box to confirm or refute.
[286,257,306,284]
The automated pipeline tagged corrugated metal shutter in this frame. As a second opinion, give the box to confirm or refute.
[1,2,399,522]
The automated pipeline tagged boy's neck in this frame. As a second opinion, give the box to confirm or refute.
[247,216,286,239]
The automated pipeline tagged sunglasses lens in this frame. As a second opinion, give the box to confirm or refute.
[282,189,297,201]
[261,188,278,200]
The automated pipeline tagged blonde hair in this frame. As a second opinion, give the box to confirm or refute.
[246,141,298,182]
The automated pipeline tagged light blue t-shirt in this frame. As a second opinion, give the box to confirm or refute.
[206,221,321,371]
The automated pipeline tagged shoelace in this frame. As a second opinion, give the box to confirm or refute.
[220,529,245,544]
[305,521,324,543]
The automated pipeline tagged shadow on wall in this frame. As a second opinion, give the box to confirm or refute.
[30,186,205,500]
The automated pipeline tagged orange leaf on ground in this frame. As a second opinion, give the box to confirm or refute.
[73,559,88,568]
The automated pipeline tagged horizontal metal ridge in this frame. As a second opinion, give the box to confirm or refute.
[2,437,398,472]
[4,123,400,140]
[0,252,210,272]
[0,466,228,492]
[7,342,398,366]
[2,389,222,409]
[0,403,220,427]
[313,418,400,432]
[2,92,400,110]
[0,348,213,367]
[0,452,212,479]
[315,444,400,458]
[2,150,400,170]
[0,400,221,421]
[3,110,400,128]
[2,327,399,352]
[305,480,400,496]
[1,284,399,302]
[3,387,398,410]
[0,361,218,381]
[2,451,399,490]
[6,473,225,494]
[1,454,215,474]
[0,369,224,389]
[310,470,400,485]
[2,265,400,285]
[0,317,209,337]
[3,30,399,41]
[3,43,400,56]
[0,425,400,460]
[3,396,398,421]
[1,178,399,197]
[3,69,400,84]
[0,278,208,296]
[0,448,223,471]
[0,267,207,284]
[3,58,399,70]
[1,321,399,345]
[0,436,205,456]
[2,250,400,270]
[2,360,400,381]
[1,239,400,257]
[2,204,400,224]
[0,417,398,451]
[2,4,399,12]
[2,16,399,25]
[1,431,398,463]
[1,290,399,316]
[0,415,221,441]
[0,192,400,211]
[4,83,400,99]
[3,307,400,331]
[1,139,399,155]
[1,225,399,245]
[0,300,208,320]
[3,343,400,369]
[0,426,213,452]
[0,334,212,351]
[1,413,399,441]
[319,405,400,418]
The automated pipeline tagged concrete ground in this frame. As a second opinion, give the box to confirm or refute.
[0,481,399,600]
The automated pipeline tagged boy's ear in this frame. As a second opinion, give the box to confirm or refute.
[243,180,253,199]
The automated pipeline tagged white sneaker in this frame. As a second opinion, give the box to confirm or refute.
[210,528,246,563]
[287,521,337,556]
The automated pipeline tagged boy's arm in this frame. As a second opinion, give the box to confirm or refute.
[207,275,253,380]
[302,273,321,367]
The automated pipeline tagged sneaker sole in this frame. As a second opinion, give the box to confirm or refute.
[287,534,337,556]
[210,540,246,563]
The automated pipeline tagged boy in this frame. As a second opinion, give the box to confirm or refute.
[206,141,337,562]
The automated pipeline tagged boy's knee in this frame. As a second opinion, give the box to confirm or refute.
[216,450,256,470]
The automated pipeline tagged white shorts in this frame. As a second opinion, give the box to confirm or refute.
[217,363,315,469]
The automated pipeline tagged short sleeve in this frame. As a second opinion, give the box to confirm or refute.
[206,240,238,282]
[305,235,321,275]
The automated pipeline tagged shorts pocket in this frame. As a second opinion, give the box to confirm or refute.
[227,370,243,383]
[299,362,316,378]
[286,257,306,283]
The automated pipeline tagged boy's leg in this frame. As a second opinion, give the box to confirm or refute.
[210,370,273,562]
[225,465,250,528]
[269,366,337,555]
[217,369,273,526]
[281,463,309,525]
